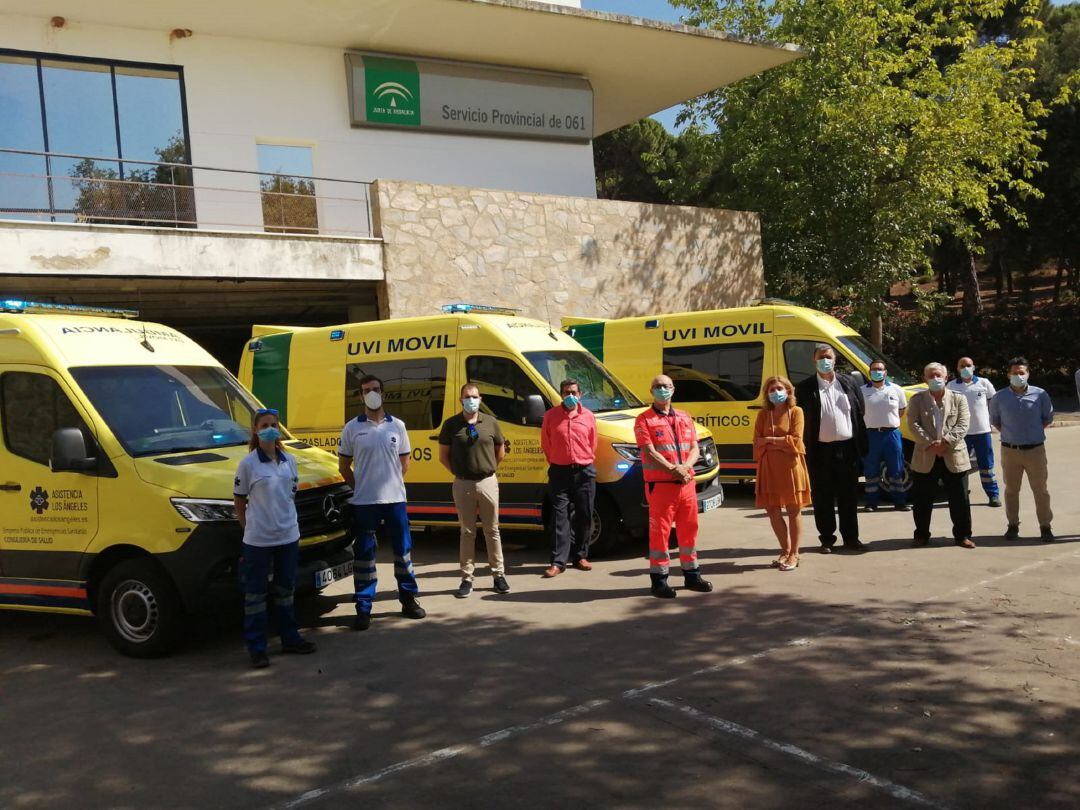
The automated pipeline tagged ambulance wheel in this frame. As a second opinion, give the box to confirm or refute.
[588,495,627,557]
[97,559,183,658]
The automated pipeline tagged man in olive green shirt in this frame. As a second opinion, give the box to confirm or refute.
[438,383,509,597]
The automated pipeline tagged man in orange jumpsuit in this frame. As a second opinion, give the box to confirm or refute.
[634,374,713,599]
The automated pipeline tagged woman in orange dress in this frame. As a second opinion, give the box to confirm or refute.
[753,375,812,571]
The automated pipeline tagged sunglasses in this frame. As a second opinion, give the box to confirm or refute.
[255,407,279,416]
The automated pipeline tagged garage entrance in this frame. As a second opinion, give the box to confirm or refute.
[0,275,380,371]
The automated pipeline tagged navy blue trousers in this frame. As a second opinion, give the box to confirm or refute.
[351,502,419,615]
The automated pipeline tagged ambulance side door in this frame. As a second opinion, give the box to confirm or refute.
[462,351,550,529]
[661,319,769,479]
[0,366,102,600]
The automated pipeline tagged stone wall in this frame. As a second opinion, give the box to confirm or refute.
[371,180,764,321]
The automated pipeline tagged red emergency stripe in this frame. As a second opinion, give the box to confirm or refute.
[0,583,88,599]
[717,462,758,469]
[408,505,458,515]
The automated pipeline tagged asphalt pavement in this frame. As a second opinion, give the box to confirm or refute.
[2,429,1078,809]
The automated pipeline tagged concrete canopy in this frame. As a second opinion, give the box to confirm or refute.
[7,0,802,135]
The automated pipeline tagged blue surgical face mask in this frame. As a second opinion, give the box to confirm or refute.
[257,426,281,442]
[1010,373,1028,388]
[959,366,974,380]
[652,386,674,402]
[461,397,480,414]
[870,369,886,382]
[816,358,834,374]
[927,377,946,392]
[562,394,580,409]
[768,389,788,405]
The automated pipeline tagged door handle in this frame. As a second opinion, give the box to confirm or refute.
[428,435,439,441]
[0,482,21,492]
[748,405,763,410]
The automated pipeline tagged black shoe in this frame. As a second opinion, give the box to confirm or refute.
[819,545,833,554]
[650,574,677,599]
[282,639,317,655]
[1040,526,1055,542]
[912,535,930,548]
[841,541,868,553]
[1004,525,1020,541]
[455,579,473,599]
[353,613,371,632]
[683,572,714,593]
[250,650,270,668]
[401,598,427,620]
[865,504,879,513]
[493,575,511,594]
[988,498,1002,508]
[894,503,911,512]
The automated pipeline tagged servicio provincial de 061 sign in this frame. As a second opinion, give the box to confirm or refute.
[345,52,593,142]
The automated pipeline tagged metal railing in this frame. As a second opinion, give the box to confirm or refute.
[0,147,374,238]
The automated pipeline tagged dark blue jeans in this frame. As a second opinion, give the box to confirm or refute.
[240,541,302,654]
[351,502,419,615]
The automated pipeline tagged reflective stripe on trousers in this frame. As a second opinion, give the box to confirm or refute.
[646,481,699,576]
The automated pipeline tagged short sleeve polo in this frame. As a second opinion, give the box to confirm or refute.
[860,382,907,429]
[338,414,411,505]
[233,448,300,547]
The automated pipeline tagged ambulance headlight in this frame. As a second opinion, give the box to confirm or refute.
[172,498,238,522]
[611,443,641,462]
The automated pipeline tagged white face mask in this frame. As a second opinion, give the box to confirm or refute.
[461,396,480,414]
[363,390,383,411]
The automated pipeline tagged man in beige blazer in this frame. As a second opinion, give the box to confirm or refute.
[906,362,974,548]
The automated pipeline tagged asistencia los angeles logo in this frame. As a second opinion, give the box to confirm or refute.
[29,486,49,514]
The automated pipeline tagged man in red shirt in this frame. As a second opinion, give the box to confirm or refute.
[634,374,713,598]
[540,378,598,577]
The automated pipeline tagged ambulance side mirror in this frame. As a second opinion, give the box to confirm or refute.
[850,370,865,386]
[523,394,546,426]
[50,428,97,473]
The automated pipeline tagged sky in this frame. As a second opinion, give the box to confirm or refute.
[580,0,688,132]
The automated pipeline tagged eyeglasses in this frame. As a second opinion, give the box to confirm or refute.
[255,408,279,416]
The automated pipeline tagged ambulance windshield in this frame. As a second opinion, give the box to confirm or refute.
[524,351,643,412]
[70,365,259,457]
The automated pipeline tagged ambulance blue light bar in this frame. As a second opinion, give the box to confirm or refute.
[1,299,139,319]
[441,303,520,316]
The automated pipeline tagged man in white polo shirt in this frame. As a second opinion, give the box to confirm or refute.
[859,360,909,512]
[338,373,426,631]
[947,356,1000,507]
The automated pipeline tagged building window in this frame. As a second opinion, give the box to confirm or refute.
[0,372,96,467]
[257,143,318,234]
[344,358,447,429]
[662,342,764,402]
[0,49,192,226]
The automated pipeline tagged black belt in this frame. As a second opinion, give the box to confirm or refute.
[456,473,495,482]
[1001,442,1043,450]
[868,427,898,432]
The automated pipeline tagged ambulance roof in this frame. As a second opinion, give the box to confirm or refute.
[0,312,222,369]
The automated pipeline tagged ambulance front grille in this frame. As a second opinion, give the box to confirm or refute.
[295,483,352,537]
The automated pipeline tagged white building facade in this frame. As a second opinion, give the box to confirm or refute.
[0,0,797,367]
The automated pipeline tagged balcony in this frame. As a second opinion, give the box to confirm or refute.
[0,147,374,237]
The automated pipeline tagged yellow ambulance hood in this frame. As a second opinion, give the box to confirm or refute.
[132,442,343,498]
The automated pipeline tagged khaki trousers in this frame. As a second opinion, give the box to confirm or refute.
[1001,445,1053,528]
[452,475,504,580]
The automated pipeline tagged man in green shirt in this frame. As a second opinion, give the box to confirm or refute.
[438,383,510,597]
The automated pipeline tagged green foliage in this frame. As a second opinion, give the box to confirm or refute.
[670,0,1047,317]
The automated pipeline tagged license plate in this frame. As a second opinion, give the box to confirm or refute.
[314,560,353,589]
[700,494,723,513]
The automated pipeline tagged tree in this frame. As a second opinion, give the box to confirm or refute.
[671,0,1047,339]
[70,133,194,227]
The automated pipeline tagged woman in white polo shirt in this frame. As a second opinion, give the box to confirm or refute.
[233,408,316,668]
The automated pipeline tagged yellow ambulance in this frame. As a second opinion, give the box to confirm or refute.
[0,300,352,657]
[565,301,923,490]
[238,304,723,555]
